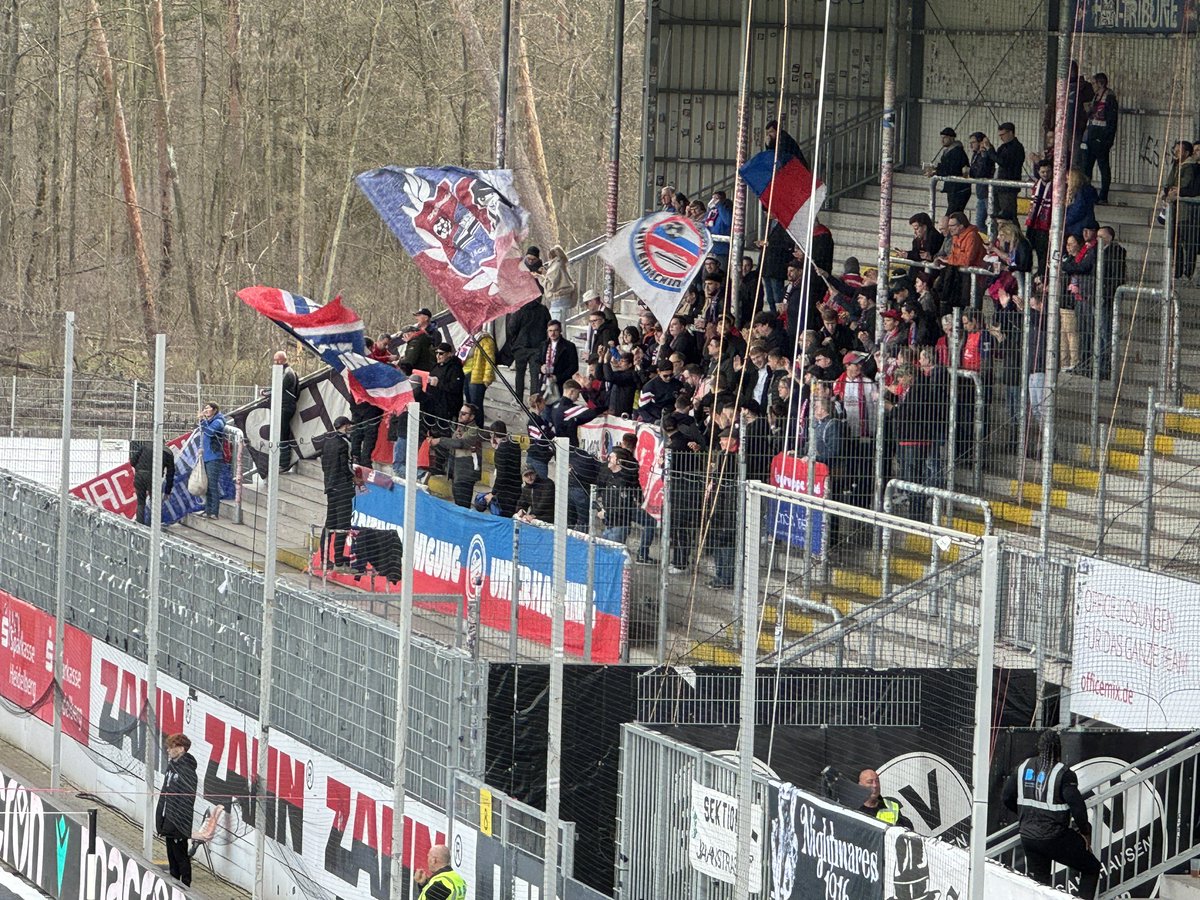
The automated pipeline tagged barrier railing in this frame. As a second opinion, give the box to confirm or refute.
[928,174,1034,240]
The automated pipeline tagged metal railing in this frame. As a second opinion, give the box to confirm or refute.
[987,730,1200,900]
[928,175,1035,240]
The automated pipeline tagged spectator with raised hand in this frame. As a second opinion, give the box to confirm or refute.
[924,127,971,215]
[601,348,640,417]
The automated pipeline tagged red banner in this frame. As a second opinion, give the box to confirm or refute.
[0,589,92,744]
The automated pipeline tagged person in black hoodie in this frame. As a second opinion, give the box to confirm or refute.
[483,422,522,517]
[505,296,551,399]
[321,417,355,567]
[156,733,197,886]
[517,466,555,523]
[130,441,176,525]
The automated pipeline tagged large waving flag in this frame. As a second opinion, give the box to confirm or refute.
[355,165,540,334]
[599,212,713,329]
[237,286,414,413]
[740,149,827,248]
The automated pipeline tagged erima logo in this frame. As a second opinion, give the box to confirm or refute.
[55,816,69,891]
[1023,768,1035,781]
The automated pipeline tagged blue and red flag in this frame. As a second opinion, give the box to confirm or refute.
[237,286,414,413]
[740,149,827,248]
[599,212,712,328]
[355,165,541,334]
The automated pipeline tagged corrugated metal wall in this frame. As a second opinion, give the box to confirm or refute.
[642,0,1199,207]
[642,0,892,207]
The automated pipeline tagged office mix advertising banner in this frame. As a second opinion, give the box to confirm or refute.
[0,588,479,900]
[1072,557,1200,729]
[352,483,628,663]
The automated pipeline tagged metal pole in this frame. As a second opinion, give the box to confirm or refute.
[142,335,166,859]
[131,379,138,443]
[252,363,284,900]
[733,539,759,900]
[656,449,672,665]
[729,0,752,325]
[584,484,597,662]
[1090,239,1105,451]
[8,374,15,436]
[496,0,512,168]
[1038,0,1072,560]
[968,535,1000,900]
[51,311,74,791]
[543,437,570,900]
[972,372,984,493]
[390,403,420,898]
[1018,275,1032,472]
[509,519,520,662]
[194,368,201,415]
[986,184,995,241]
[733,432,748,647]
[1095,423,1109,556]
[947,317,961,500]
[1171,289,1182,406]
[603,0,625,307]
[1142,387,1155,568]
[872,0,899,518]
[1161,204,1174,396]
[94,425,100,477]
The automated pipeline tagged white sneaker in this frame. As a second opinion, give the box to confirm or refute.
[668,565,685,575]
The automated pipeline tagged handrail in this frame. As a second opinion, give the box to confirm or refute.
[929,175,1035,240]
[775,595,844,666]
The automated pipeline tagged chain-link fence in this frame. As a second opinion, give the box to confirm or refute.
[0,468,485,805]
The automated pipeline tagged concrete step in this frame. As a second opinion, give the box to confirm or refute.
[1160,874,1200,898]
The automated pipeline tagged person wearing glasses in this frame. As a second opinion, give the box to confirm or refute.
[430,404,482,508]
[538,319,578,400]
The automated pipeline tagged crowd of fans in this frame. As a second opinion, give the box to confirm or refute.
[302,79,1200,579]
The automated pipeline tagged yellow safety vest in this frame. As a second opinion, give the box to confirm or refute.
[873,798,903,825]
[418,869,467,900]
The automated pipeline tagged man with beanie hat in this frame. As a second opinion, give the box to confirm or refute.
[924,127,970,214]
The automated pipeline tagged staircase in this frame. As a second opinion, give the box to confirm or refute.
[987,730,1200,899]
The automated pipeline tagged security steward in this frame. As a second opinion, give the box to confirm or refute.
[857,768,914,829]
[1002,729,1101,899]
[415,843,467,900]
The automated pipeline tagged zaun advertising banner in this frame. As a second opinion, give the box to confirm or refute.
[689,781,763,892]
[769,453,828,555]
[352,483,628,662]
[770,782,886,900]
[0,594,479,900]
[1071,556,1200,729]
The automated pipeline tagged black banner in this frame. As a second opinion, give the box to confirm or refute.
[471,829,609,900]
[0,765,85,900]
[771,783,886,900]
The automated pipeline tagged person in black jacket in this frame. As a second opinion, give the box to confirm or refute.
[601,348,640,417]
[268,351,301,472]
[422,343,465,450]
[906,213,945,263]
[505,296,551,399]
[765,119,809,167]
[925,127,970,214]
[156,733,197,886]
[538,320,579,395]
[981,123,1026,222]
[130,441,176,525]
[756,220,796,314]
[516,466,555,523]
[321,417,355,567]
[483,422,522,517]
[1002,729,1101,899]
[1082,73,1119,205]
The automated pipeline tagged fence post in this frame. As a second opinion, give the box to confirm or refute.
[195,368,202,413]
[131,379,138,442]
[389,403,420,898]
[657,450,672,665]
[734,542,759,900]
[142,335,166,859]
[8,374,15,436]
[1090,239,1105,451]
[585,484,597,662]
[947,316,961,501]
[51,311,74,792]
[972,372,984,493]
[543,438,570,900]
[510,519,520,663]
[968,535,1000,900]
[1142,387,1156,568]
[1096,423,1109,556]
[1160,204,1173,398]
[253,362,285,900]
[734,435,748,647]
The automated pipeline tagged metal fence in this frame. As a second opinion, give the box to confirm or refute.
[615,722,773,900]
[0,469,486,805]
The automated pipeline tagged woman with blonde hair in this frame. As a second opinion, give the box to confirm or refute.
[1064,169,1098,239]
[995,218,1033,274]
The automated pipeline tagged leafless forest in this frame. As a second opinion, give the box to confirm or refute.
[0,0,643,381]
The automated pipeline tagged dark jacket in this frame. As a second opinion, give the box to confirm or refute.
[741,416,775,482]
[507,298,551,358]
[968,148,995,182]
[1064,185,1099,238]
[490,439,522,517]
[518,473,555,522]
[401,331,437,373]
[423,356,465,425]
[603,363,640,417]
[131,442,176,492]
[637,374,680,424]
[1002,757,1090,842]
[588,319,620,357]
[597,459,642,529]
[321,431,354,494]
[538,337,579,390]
[894,368,950,444]
[549,397,602,446]
[155,752,197,839]
[279,365,300,413]
[762,222,797,280]
[1100,240,1127,298]
[936,142,970,197]
[669,329,701,366]
[985,138,1026,183]
[907,228,945,262]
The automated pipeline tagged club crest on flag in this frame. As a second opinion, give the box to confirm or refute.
[631,215,710,290]
[600,211,713,330]
[410,174,506,285]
